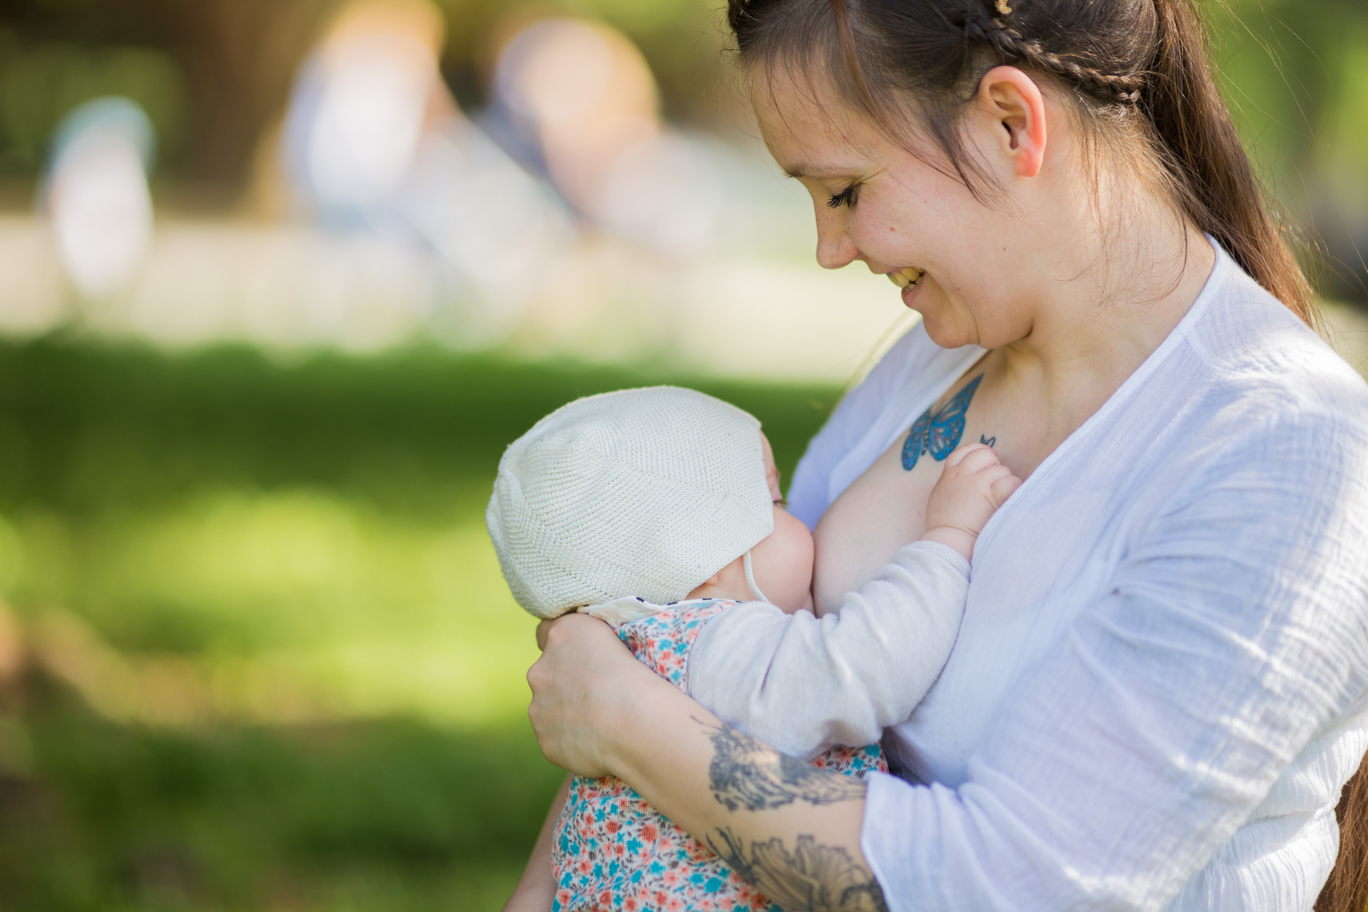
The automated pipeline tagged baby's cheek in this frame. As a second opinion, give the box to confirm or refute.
[759,508,815,613]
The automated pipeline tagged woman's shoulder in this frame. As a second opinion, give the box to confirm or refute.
[1175,249,1368,430]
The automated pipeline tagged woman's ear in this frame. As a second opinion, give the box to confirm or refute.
[974,65,1048,179]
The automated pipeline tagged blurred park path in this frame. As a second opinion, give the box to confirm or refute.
[0,210,917,384]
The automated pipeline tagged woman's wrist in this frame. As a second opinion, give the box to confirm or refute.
[599,658,698,782]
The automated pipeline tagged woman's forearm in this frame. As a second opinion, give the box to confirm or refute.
[609,668,887,912]
[530,612,887,912]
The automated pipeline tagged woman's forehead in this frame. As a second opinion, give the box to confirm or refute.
[751,73,883,174]
[748,63,922,177]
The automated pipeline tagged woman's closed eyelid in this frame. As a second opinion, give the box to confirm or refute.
[826,182,859,209]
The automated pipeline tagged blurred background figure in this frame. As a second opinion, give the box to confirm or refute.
[487,17,722,256]
[42,97,156,302]
[280,0,574,344]
[284,0,442,223]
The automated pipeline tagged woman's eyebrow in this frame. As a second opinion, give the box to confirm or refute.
[782,160,863,180]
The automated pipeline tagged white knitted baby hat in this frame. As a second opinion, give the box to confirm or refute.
[486,386,775,619]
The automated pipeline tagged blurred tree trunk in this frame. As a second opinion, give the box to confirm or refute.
[159,0,333,186]
[0,0,335,187]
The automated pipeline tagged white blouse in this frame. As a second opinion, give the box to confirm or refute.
[786,242,1368,911]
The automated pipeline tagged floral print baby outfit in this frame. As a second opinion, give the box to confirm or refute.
[551,599,886,912]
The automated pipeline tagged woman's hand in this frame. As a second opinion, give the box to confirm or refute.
[531,613,883,911]
[528,612,657,778]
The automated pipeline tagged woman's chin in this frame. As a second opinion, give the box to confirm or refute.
[915,305,976,350]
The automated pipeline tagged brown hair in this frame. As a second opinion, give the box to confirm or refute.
[1317,751,1368,912]
[727,0,1319,327]
[728,1,1361,907]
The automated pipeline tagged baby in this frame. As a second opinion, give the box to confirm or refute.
[487,386,1018,912]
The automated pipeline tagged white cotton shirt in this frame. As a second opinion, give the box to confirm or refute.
[780,241,1368,911]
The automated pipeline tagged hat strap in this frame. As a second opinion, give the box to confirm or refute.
[742,550,769,603]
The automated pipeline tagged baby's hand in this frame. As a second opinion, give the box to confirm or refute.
[920,443,1022,561]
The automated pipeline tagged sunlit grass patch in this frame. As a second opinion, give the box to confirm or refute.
[10,488,540,727]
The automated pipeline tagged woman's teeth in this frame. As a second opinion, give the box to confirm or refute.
[888,267,924,289]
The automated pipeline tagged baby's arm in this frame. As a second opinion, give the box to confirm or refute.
[685,444,1021,761]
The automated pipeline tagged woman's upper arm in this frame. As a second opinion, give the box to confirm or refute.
[861,413,1368,912]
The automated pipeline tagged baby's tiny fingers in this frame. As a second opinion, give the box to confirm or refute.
[976,463,1016,486]
[952,444,1002,474]
[943,441,993,467]
[989,473,1023,505]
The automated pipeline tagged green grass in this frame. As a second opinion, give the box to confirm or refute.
[0,335,839,912]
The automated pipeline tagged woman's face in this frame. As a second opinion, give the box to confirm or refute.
[750,66,1044,351]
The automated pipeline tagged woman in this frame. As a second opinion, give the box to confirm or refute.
[514,0,1368,909]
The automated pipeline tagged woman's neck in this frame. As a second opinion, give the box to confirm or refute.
[988,190,1216,475]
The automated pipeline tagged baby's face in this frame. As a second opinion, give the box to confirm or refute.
[688,432,815,613]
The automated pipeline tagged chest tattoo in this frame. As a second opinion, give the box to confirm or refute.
[902,374,983,471]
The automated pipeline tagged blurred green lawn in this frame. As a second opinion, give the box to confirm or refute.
[0,337,838,912]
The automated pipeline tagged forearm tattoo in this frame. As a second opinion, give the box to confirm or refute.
[703,721,866,812]
[708,827,889,912]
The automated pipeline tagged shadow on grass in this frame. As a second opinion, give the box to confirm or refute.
[1,673,564,912]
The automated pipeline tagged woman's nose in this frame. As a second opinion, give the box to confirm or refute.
[813,206,861,270]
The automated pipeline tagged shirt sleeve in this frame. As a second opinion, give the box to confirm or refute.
[686,540,971,761]
[860,410,1368,911]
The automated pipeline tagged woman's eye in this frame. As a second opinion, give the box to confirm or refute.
[826,184,858,210]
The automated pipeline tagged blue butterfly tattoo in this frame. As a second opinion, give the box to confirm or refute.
[902,374,983,471]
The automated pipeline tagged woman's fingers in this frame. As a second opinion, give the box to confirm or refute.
[536,618,555,651]
[526,612,635,778]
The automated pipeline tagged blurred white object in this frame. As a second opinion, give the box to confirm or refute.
[278,0,576,346]
[305,37,431,206]
[491,18,723,256]
[44,97,156,300]
[398,116,575,343]
[285,0,447,219]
